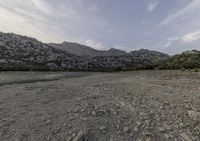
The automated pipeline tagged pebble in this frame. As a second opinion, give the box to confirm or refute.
[45,119,51,125]
[134,127,138,131]
[180,133,192,141]
[129,133,134,137]
[91,111,97,117]
[100,125,107,134]
[187,110,200,122]
[159,106,164,109]
[153,97,158,100]
[136,121,141,127]
[164,133,171,139]
[123,126,130,133]
[80,109,85,112]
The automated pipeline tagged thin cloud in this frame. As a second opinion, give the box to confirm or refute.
[32,0,51,15]
[0,1,65,42]
[151,0,200,52]
[147,0,158,12]
[159,0,200,26]
[163,37,180,48]
[0,0,199,54]
[0,0,108,45]
[82,39,105,50]
[182,31,200,42]
[88,5,99,12]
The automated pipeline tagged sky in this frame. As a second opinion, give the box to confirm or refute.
[0,0,200,54]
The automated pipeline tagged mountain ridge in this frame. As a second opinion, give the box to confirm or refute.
[0,31,182,71]
[158,50,200,70]
[49,41,127,57]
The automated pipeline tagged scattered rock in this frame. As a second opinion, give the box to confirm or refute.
[0,71,199,141]
[164,134,171,139]
[100,125,107,134]
[187,110,200,122]
[123,127,130,133]
[159,106,164,109]
[91,111,97,117]
[136,121,141,127]
[180,133,192,141]
[72,130,97,141]
[129,133,134,137]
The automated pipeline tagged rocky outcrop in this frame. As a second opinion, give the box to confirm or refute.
[50,42,127,57]
[0,32,169,71]
[158,50,200,69]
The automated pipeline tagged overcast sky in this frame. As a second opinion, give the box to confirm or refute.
[0,0,200,54]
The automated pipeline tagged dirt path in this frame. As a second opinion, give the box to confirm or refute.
[0,71,200,141]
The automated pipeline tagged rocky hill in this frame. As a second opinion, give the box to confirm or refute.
[0,32,169,71]
[0,32,86,71]
[50,42,127,57]
[158,50,200,69]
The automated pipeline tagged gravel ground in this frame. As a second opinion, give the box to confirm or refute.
[0,70,200,141]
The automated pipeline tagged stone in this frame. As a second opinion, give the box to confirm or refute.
[123,126,130,133]
[153,97,158,100]
[164,134,170,139]
[139,112,146,116]
[164,101,169,104]
[100,125,107,134]
[80,109,85,113]
[45,120,51,125]
[136,121,141,127]
[144,120,150,126]
[180,133,192,141]
[91,111,97,117]
[187,110,200,122]
[72,129,97,141]
[159,106,164,109]
[134,127,138,131]
[129,133,134,137]
[158,127,165,132]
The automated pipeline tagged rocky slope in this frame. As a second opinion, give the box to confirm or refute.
[0,71,199,141]
[0,32,169,71]
[50,42,127,57]
[0,32,88,71]
[158,50,200,69]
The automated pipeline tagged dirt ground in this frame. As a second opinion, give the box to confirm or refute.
[0,71,200,141]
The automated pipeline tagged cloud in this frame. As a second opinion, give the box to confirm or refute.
[159,0,200,26]
[0,0,108,46]
[88,5,99,12]
[147,0,158,12]
[0,0,199,54]
[182,31,200,42]
[82,39,105,50]
[0,1,66,42]
[164,41,173,48]
[163,37,180,48]
[151,0,200,53]
[32,0,51,15]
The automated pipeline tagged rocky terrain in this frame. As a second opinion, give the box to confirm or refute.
[0,32,86,71]
[50,42,127,57]
[158,50,200,70]
[0,71,199,141]
[0,32,169,71]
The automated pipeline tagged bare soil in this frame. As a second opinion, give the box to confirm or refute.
[0,71,200,141]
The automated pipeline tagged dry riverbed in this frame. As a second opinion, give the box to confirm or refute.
[0,71,200,141]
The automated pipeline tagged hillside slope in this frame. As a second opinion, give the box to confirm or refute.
[0,32,86,71]
[158,50,200,69]
[50,42,127,57]
[0,32,169,71]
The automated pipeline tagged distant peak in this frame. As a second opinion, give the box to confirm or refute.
[108,48,115,51]
[108,48,127,53]
[62,41,73,44]
[183,50,200,54]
